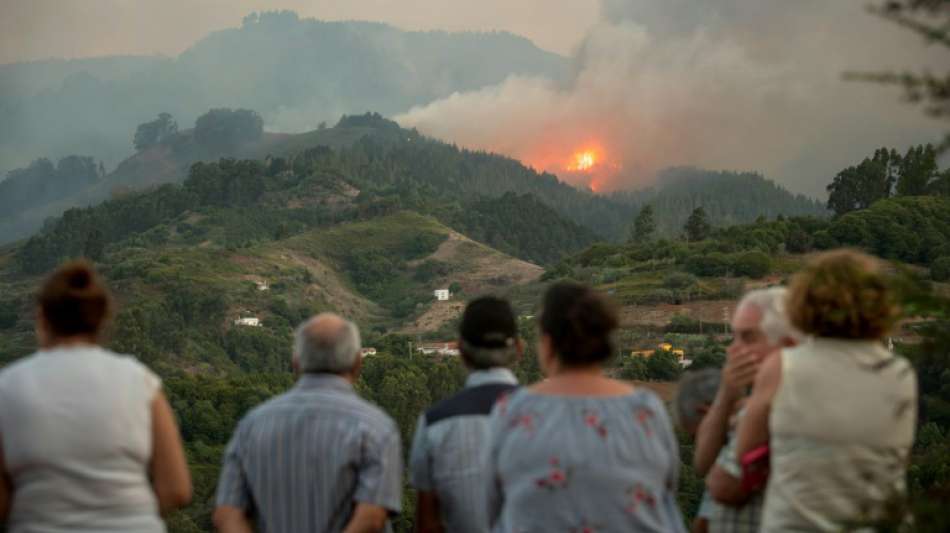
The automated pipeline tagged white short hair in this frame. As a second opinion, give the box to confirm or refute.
[737,287,802,345]
[293,314,362,374]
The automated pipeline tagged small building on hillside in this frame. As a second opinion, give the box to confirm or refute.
[235,317,262,327]
[418,341,460,357]
[434,289,451,301]
[256,280,270,292]
[360,348,377,358]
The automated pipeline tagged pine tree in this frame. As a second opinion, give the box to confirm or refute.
[684,207,711,242]
[896,144,939,196]
[630,205,657,243]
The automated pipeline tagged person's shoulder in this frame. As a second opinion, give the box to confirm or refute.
[425,383,520,426]
[0,352,42,388]
[345,394,399,437]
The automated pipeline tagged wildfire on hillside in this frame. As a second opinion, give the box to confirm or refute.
[525,143,620,193]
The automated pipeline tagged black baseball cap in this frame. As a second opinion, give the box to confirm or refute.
[460,296,518,349]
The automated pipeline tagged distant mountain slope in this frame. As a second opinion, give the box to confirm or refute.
[0,117,397,244]
[0,10,567,172]
[614,167,828,237]
[0,114,829,248]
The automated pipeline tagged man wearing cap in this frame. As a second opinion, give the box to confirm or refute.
[409,296,523,533]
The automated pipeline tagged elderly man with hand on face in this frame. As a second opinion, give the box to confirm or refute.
[213,313,402,533]
[693,288,801,533]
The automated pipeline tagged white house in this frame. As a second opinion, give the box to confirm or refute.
[434,289,451,301]
[417,342,460,357]
[360,348,377,357]
[234,317,262,327]
[256,281,270,292]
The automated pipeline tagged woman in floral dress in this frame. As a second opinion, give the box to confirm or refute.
[485,282,686,532]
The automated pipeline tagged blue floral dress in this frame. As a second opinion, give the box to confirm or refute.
[486,388,686,532]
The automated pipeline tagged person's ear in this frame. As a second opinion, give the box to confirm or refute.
[781,337,798,348]
[538,334,557,376]
[35,310,51,348]
[515,338,525,360]
[291,356,301,376]
[349,353,364,381]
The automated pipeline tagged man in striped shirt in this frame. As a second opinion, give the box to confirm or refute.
[409,297,522,533]
[213,313,402,533]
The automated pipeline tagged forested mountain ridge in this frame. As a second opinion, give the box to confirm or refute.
[0,111,826,247]
[613,167,828,237]
[0,10,567,173]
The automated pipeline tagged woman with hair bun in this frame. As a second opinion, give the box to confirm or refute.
[0,260,191,532]
[485,282,686,532]
[737,249,918,532]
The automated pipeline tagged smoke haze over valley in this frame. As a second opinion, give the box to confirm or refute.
[0,0,945,197]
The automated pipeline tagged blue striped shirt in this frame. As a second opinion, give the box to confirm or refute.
[409,368,519,533]
[215,374,403,533]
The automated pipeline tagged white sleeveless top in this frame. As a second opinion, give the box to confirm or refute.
[763,338,917,532]
[0,346,165,533]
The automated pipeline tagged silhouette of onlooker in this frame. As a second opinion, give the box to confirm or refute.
[674,368,722,533]
[485,282,686,532]
[694,288,801,533]
[214,313,402,533]
[0,260,191,531]
[738,250,918,531]
[410,296,522,533]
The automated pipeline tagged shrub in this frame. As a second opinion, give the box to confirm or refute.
[664,272,698,290]
[684,252,731,277]
[932,257,950,282]
[813,230,838,250]
[733,251,772,278]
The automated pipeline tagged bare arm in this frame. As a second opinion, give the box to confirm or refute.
[691,517,708,533]
[342,503,390,533]
[736,352,782,460]
[213,505,254,533]
[694,349,757,476]
[415,491,444,533]
[706,464,752,506]
[0,437,10,522]
[150,391,192,514]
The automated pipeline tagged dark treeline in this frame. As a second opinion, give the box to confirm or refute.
[826,144,950,215]
[0,155,103,220]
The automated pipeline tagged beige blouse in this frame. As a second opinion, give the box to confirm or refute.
[763,337,917,532]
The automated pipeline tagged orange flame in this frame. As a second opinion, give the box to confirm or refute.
[566,149,599,172]
[569,151,596,171]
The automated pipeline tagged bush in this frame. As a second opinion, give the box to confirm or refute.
[684,252,731,277]
[664,272,698,290]
[733,251,772,278]
[932,257,950,282]
[785,227,813,253]
[813,230,838,250]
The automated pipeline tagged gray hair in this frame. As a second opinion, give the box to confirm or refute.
[293,313,362,374]
[737,287,803,345]
[460,339,518,369]
[673,368,721,432]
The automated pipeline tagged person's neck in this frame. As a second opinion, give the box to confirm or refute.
[300,370,356,383]
[547,364,605,379]
[42,336,98,350]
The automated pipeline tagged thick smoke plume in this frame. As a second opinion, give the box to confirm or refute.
[396,0,944,196]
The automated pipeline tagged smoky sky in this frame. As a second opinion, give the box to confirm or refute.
[397,0,946,196]
[0,0,598,63]
[2,0,946,197]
